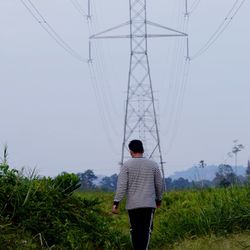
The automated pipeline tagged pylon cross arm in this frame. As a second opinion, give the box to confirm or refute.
[89,20,188,40]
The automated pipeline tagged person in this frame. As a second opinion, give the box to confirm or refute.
[112,139,163,250]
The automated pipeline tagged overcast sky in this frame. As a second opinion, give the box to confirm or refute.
[0,0,249,177]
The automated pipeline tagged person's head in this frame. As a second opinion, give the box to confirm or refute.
[128,140,144,157]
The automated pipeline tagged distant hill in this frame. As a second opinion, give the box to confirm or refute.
[169,165,247,181]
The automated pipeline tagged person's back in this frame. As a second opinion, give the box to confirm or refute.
[115,157,162,210]
[112,140,163,250]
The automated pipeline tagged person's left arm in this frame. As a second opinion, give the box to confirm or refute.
[154,166,163,208]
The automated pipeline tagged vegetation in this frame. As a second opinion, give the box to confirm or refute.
[0,156,128,249]
[76,164,249,192]
[153,187,250,248]
[1,146,250,249]
[77,187,250,249]
[171,232,250,250]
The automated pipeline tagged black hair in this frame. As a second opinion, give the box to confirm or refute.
[128,140,144,154]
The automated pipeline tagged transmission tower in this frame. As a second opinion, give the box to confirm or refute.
[89,0,188,183]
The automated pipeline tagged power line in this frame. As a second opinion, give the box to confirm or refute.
[69,0,87,18]
[20,0,86,63]
[88,27,121,128]
[88,63,119,154]
[166,59,191,154]
[162,3,189,144]
[191,0,247,60]
[84,7,122,152]
[189,0,202,14]
[89,40,121,137]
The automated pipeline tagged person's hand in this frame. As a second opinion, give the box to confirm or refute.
[156,200,161,209]
[112,205,118,214]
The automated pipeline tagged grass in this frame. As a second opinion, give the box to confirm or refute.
[153,187,250,248]
[171,232,250,250]
[1,156,249,249]
[77,187,250,249]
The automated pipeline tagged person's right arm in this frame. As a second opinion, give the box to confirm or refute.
[112,166,128,212]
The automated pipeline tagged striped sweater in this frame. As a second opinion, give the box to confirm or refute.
[114,157,163,210]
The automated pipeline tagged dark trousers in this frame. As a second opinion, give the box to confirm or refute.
[128,208,155,250]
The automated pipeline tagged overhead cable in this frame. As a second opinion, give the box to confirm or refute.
[160,1,191,156]
[90,2,121,115]
[166,59,190,154]
[189,0,202,14]
[20,0,86,63]
[85,3,121,153]
[163,2,188,140]
[88,62,119,155]
[69,0,87,18]
[191,0,247,60]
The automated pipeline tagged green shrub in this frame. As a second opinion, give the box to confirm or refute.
[1,154,250,249]
[0,164,127,249]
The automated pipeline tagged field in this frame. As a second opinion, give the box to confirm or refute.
[0,166,250,249]
[76,188,250,249]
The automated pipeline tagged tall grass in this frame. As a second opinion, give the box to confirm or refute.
[0,163,128,249]
[152,187,250,248]
[77,187,250,249]
[1,145,249,249]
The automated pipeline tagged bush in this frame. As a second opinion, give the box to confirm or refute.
[0,164,127,249]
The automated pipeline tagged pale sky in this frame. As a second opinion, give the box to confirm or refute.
[0,0,249,177]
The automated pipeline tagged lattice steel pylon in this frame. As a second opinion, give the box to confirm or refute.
[89,0,188,184]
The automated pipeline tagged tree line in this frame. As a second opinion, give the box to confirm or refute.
[76,163,250,191]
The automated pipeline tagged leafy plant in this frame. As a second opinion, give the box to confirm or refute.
[0,154,127,249]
